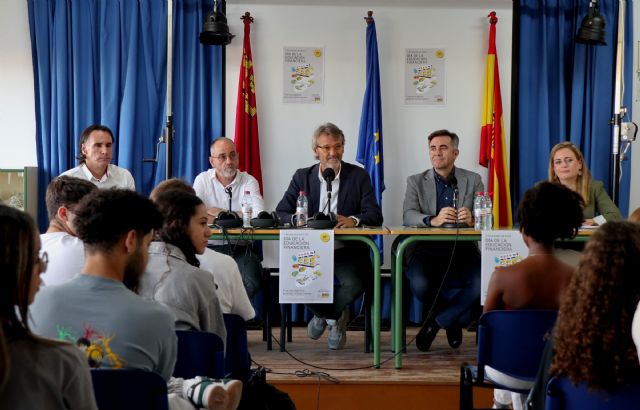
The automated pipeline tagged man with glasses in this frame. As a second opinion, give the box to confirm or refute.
[193,137,265,300]
[402,129,484,352]
[40,176,97,286]
[276,122,383,350]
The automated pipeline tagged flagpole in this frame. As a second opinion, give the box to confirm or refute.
[610,0,626,205]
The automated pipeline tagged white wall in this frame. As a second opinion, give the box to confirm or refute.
[0,0,36,168]
[223,3,512,265]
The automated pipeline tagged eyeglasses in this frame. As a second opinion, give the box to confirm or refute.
[37,250,49,272]
[211,151,238,162]
[316,144,344,153]
[553,158,576,166]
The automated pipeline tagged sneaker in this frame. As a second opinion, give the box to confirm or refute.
[185,377,243,410]
[307,316,327,340]
[327,309,349,350]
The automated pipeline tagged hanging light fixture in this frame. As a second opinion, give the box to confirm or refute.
[576,0,607,45]
[200,0,235,45]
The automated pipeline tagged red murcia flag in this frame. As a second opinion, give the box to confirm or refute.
[234,14,263,193]
[480,11,512,228]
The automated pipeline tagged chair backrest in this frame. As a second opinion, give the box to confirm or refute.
[174,330,225,379]
[91,369,168,410]
[477,310,557,381]
[224,313,251,378]
[545,376,640,410]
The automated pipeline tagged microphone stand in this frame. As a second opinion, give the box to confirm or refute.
[225,187,233,213]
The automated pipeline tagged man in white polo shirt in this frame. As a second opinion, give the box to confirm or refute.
[193,137,264,300]
[61,124,135,189]
[40,176,97,286]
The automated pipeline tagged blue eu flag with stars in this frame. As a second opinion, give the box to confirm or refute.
[356,16,384,260]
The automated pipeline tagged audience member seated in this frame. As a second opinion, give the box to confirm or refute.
[193,137,264,300]
[29,189,242,410]
[60,124,135,189]
[527,221,640,410]
[402,129,484,351]
[630,207,640,223]
[40,176,97,286]
[139,189,227,341]
[150,179,255,320]
[548,142,621,226]
[483,182,583,409]
[275,122,383,350]
[0,205,97,409]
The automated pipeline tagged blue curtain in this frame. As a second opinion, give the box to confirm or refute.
[154,0,223,188]
[28,0,167,228]
[28,0,223,229]
[517,0,633,216]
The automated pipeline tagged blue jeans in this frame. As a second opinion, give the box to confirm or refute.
[404,241,481,328]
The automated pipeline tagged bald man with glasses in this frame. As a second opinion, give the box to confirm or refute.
[193,137,265,300]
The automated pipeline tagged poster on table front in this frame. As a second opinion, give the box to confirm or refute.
[282,46,325,104]
[480,230,528,305]
[404,48,446,105]
[279,229,334,303]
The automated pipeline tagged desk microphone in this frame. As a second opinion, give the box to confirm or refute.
[442,175,468,228]
[224,186,233,212]
[322,167,336,215]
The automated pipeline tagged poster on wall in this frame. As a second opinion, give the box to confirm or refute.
[404,48,446,105]
[283,46,325,104]
[279,229,334,303]
[480,230,528,305]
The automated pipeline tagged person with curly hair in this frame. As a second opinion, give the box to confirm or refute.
[0,204,97,409]
[484,182,583,312]
[548,142,621,226]
[138,189,227,341]
[483,182,583,409]
[528,221,640,409]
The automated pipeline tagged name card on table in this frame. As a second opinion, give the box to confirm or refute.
[279,229,334,303]
[480,230,528,305]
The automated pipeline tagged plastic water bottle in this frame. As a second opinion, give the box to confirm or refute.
[473,192,484,231]
[483,192,493,230]
[241,190,253,228]
[295,190,308,227]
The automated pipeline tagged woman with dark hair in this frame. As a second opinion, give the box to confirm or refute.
[548,142,621,225]
[528,221,640,409]
[138,190,226,342]
[0,205,96,409]
[484,182,584,312]
[484,182,583,409]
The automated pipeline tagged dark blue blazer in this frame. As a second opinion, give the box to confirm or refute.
[276,161,383,226]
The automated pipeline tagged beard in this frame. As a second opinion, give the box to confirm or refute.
[123,247,147,293]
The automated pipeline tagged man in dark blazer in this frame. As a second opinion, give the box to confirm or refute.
[276,122,383,350]
[402,129,484,352]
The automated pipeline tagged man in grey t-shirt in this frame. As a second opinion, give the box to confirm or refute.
[30,189,242,410]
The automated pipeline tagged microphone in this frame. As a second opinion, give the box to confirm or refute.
[224,186,233,212]
[448,175,459,211]
[322,167,336,193]
[442,174,467,229]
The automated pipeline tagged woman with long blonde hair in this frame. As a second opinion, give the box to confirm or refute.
[548,142,621,225]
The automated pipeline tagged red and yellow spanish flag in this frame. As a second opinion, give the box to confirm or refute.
[480,11,512,228]
[234,13,263,193]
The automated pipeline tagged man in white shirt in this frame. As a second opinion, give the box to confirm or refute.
[60,124,135,189]
[40,176,97,286]
[193,137,265,300]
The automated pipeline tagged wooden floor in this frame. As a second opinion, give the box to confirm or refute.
[248,325,493,410]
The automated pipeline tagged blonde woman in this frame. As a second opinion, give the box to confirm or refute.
[549,142,622,226]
